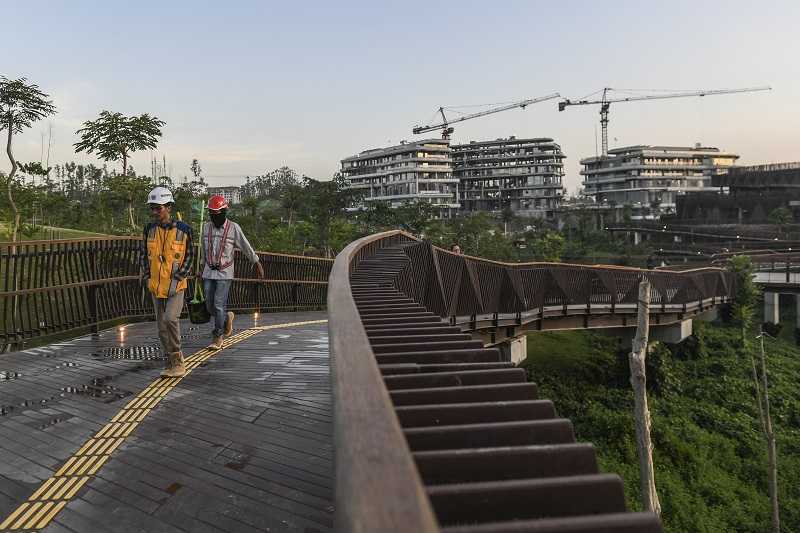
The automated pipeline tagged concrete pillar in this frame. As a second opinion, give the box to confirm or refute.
[796,294,800,329]
[499,335,528,365]
[650,319,693,344]
[764,292,780,324]
[634,232,642,246]
[602,319,694,348]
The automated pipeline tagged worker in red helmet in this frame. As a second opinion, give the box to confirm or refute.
[201,194,264,350]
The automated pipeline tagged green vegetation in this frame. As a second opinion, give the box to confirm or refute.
[520,323,800,532]
[0,76,57,243]
[0,222,106,241]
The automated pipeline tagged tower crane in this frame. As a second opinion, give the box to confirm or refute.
[413,93,560,140]
[558,86,771,157]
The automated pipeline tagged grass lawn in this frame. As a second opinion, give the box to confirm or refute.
[0,222,108,241]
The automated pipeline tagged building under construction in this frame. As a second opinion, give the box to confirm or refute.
[452,137,565,220]
[340,139,460,217]
[581,144,739,220]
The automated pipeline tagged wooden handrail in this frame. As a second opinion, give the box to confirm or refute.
[328,230,439,533]
[0,235,335,262]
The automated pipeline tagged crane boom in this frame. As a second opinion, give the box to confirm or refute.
[413,92,560,138]
[559,86,771,107]
[558,86,771,156]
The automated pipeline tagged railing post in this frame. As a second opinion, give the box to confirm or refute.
[88,246,99,336]
[88,285,99,336]
[292,282,299,312]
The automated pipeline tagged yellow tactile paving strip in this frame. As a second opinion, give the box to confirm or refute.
[0,319,327,532]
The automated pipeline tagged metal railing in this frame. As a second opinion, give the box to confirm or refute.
[328,230,733,531]
[0,237,332,349]
[390,234,733,327]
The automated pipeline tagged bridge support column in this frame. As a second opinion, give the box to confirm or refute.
[764,292,779,324]
[499,335,528,365]
[650,319,693,344]
[633,232,642,246]
[796,295,800,329]
[602,319,694,348]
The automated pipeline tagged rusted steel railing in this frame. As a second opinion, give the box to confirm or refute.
[387,234,733,331]
[0,237,332,349]
[328,230,733,532]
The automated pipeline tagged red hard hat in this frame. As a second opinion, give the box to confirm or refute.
[207,195,229,211]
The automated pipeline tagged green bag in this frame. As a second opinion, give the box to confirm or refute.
[189,199,211,324]
[189,290,211,324]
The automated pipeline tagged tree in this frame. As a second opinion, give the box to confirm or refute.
[302,174,356,258]
[281,183,304,227]
[106,174,153,230]
[768,206,792,226]
[768,207,792,238]
[728,255,779,531]
[395,200,437,235]
[500,203,515,236]
[74,111,165,178]
[0,77,56,243]
[20,161,51,186]
[360,201,397,233]
[755,330,781,532]
[190,158,202,179]
[530,231,565,262]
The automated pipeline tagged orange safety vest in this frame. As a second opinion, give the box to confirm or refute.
[146,222,190,298]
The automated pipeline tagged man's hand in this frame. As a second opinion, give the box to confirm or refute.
[255,262,265,279]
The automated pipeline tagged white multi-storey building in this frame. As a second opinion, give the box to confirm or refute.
[580,144,739,219]
[206,186,241,205]
[341,139,459,217]
[452,137,565,220]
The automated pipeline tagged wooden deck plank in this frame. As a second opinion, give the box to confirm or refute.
[0,312,332,532]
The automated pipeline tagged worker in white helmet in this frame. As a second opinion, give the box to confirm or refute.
[139,187,195,377]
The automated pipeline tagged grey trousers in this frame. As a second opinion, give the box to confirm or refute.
[152,292,184,355]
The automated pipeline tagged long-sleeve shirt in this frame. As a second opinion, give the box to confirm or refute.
[201,220,259,280]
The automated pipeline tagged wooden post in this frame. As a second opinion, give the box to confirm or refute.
[629,280,661,515]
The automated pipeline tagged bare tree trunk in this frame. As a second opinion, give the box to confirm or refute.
[629,280,661,515]
[4,122,20,351]
[758,334,780,532]
[5,125,20,245]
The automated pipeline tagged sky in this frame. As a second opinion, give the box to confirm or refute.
[2,0,798,194]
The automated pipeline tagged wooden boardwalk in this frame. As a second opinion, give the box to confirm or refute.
[0,312,332,533]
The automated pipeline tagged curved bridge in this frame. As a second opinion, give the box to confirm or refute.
[0,234,734,532]
[330,230,732,533]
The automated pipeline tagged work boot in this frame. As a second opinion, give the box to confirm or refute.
[224,311,235,336]
[161,352,187,377]
[208,336,223,350]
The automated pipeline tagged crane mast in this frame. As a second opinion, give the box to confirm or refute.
[559,86,771,157]
[413,93,560,140]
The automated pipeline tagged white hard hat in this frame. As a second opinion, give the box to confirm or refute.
[146,187,174,205]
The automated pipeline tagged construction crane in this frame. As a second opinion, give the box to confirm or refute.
[558,86,771,157]
[413,93,560,140]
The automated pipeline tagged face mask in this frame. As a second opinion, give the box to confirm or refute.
[210,212,226,228]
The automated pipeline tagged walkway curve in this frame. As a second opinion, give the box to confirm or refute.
[0,313,332,532]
